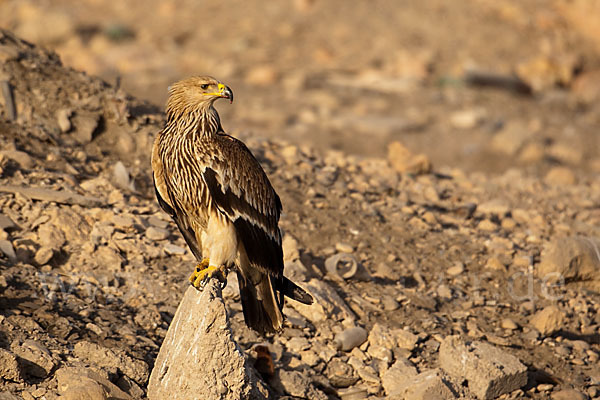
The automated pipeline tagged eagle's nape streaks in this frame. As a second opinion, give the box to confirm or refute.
[151,76,313,335]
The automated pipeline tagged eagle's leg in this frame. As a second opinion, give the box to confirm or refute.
[189,260,229,290]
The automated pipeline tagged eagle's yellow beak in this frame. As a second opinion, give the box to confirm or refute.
[217,83,233,103]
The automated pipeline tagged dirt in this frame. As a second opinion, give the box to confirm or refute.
[0,1,599,399]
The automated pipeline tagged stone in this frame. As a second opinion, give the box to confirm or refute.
[148,283,268,399]
[381,357,418,395]
[37,223,66,250]
[56,108,72,133]
[545,167,576,185]
[0,150,33,169]
[447,262,464,276]
[490,121,533,156]
[334,326,368,351]
[278,369,327,400]
[113,161,134,191]
[73,341,148,385]
[325,358,358,388]
[537,237,600,286]
[289,279,355,323]
[0,240,16,262]
[396,328,419,351]
[501,318,519,331]
[440,336,527,399]
[0,348,22,382]
[387,368,456,399]
[387,141,432,174]
[449,108,485,129]
[146,226,170,241]
[56,367,131,400]
[34,247,53,265]
[530,306,564,336]
[11,340,56,378]
[551,389,588,400]
[163,243,186,256]
[71,111,100,144]
[282,234,300,262]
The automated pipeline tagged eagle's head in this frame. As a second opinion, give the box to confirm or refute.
[167,76,233,116]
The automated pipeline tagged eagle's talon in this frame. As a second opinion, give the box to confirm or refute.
[189,262,229,291]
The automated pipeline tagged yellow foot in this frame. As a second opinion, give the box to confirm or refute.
[189,260,228,290]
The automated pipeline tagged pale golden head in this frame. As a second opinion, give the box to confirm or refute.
[166,76,233,117]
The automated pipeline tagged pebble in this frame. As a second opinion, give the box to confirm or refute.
[334,326,368,351]
[530,305,564,336]
[0,239,17,262]
[544,167,576,185]
[34,247,53,265]
[0,348,22,382]
[335,242,354,253]
[501,318,519,331]
[163,243,186,255]
[551,389,588,400]
[447,262,464,276]
[146,226,170,241]
[56,108,72,132]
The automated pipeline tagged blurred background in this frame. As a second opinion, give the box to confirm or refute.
[1,0,599,176]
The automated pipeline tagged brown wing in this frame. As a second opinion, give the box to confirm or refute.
[200,133,283,277]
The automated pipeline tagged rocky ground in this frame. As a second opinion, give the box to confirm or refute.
[0,12,599,400]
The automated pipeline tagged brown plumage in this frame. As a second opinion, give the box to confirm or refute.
[151,76,313,334]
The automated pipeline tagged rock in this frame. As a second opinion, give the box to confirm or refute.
[439,336,527,399]
[0,150,33,169]
[387,141,432,174]
[545,167,576,185]
[335,242,354,253]
[71,111,100,143]
[11,340,56,378]
[37,223,66,250]
[289,279,355,323]
[0,240,16,262]
[449,108,485,129]
[146,226,170,241]
[446,262,464,277]
[56,108,72,132]
[530,306,564,336]
[381,358,418,395]
[325,358,358,388]
[73,341,148,385]
[34,247,53,265]
[0,214,17,231]
[163,243,186,256]
[367,323,395,364]
[278,369,327,400]
[148,283,268,399]
[56,367,131,400]
[396,329,419,351]
[113,161,134,191]
[537,237,600,286]
[551,389,588,400]
[501,318,519,331]
[0,348,22,382]
[282,234,300,262]
[489,121,533,156]
[334,326,368,351]
[387,368,456,399]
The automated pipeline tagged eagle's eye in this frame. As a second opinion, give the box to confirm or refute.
[200,84,209,90]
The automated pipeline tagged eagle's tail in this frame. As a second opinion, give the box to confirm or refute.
[237,271,283,334]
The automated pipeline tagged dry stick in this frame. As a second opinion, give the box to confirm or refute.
[0,185,102,207]
[463,69,532,95]
[1,79,16,120]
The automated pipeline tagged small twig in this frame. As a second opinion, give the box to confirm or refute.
[0,185,102,207]
[1,79,16,120]
[464,69,532,95]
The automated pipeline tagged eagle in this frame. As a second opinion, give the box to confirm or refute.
[151,76,313,334]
